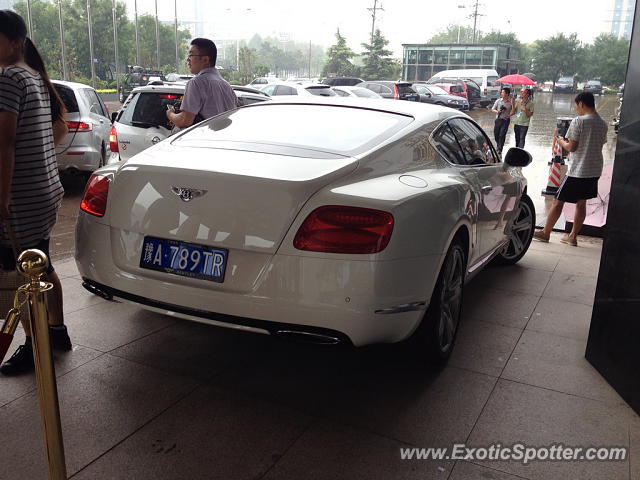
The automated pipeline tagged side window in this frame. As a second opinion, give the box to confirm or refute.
[379,85,393,95]
[333,88,349,97]
[368,84,382,94]
[431,123,466,165]
[274,85,297,95]
[80,89,101,115]
[261,84,277,95]
[449,118,499,165]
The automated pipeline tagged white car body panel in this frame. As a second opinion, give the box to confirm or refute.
[76,99,527,346]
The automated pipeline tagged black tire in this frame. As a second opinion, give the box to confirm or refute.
[412,238,466,364]
[493,194,535,265]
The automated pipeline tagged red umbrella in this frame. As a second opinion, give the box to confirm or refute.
[495,74,536,85]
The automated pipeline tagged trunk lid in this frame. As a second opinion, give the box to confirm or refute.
[108,143,358,255]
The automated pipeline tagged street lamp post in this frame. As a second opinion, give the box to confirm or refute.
[57,0,68,80]
[112,0,119,97]
[86,0,96,88]
[25,0,33,39]
[134,0,140,65]
[155,0,160,71]
[174,0,179,72]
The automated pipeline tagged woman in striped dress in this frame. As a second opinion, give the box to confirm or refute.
[0,10,71,375]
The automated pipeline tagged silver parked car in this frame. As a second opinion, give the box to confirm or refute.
[52,80,112,175]
[110,84,271,163]
[259,82,337,97]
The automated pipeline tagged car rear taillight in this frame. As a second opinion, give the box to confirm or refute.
[109,125,119,153]
[67,121,92,132]
[293,206,394,254]
[80,174,110,217]
[393,84,400,100]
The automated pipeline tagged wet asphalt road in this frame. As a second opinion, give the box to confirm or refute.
[48,92,618,264]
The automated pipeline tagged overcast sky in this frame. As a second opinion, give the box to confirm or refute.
[123,0,623,56]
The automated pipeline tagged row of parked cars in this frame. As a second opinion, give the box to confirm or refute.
[52,72,494,178]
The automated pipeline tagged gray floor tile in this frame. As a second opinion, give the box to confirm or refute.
[0,354,198,479]
[468,379,633,480]
[449,320,522,377]
[516,249,562,272]
[0,328,102,407]
[110,320,274,382]
[502,329,626,405]
[264,420,452,480]
[562,236,604,260]
[73,385,311,480]
[53,258,80,279]
[526,297,593,341]
[323,363,497,446]
[60,276,105,315]
[555,254,601,278]
[463,286,540,329]
[473,265,553,297]
[449,461,532,479]
[64,300,176,352]
[528,235,569,255]
[631,416,640,480]
[542,271,598,306]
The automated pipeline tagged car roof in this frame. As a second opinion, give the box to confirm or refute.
[247,96,460,123]
[129,83,271,99]
[51,79,98,91]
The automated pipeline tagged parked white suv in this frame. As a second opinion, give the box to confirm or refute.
[109,84,270,163]
[52,80,112,175]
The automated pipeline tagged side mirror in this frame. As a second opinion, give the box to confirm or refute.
[111,111,118,123]
[425,93,432,97]
[504,147,532,167]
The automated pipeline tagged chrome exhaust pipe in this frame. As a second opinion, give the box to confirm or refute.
[275,330,342,345]
[82,281,113,300]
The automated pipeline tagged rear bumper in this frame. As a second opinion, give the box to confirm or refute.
[75,220,444,346]
[57,145,101,172]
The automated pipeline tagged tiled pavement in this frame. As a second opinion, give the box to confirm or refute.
[1,232,638,480]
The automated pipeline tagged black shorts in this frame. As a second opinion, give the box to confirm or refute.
[0,238,55,274]
[556,176,599,203]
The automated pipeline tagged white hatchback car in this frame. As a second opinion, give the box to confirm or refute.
[77,98,535,362]
[52,80,112,175]
[259,82,336,97]
[331,86,382,98]
[110,84,271,162]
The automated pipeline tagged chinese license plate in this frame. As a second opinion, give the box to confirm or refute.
[140,236,227,283]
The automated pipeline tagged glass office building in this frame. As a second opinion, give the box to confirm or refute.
[402,43,520,82]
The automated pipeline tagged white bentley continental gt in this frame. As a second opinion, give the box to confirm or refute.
[76,98,535,362]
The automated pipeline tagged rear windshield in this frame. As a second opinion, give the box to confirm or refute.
[118,91,184,130]
[558,77,573,83]
[427,85,448,95]
[54,85,79,113]
[468,77,483,86]
[352,88,379,98]
[174,104,413,155]
[306,87,336,97]
[487,76,498,86]
[398,85,416,94]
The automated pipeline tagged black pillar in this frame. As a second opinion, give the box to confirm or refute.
[585,2,640,414]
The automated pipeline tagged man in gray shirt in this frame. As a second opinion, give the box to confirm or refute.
[534,92,608,246]
[167,38,237,128]
[491,87,513,154]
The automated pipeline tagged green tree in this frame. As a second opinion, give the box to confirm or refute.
[427,24,475,44]
[360,29,396,80]
[532,33,583,84]
[322,29,357,77]
[582,34,630,86]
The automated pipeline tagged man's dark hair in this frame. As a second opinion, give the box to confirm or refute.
[502,87,511,95]
[191,38,217,67]
[574,92,595,109]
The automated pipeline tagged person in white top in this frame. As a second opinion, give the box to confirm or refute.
[534,92,608,247]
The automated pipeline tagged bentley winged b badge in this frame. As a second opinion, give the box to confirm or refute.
[171,187,208,202]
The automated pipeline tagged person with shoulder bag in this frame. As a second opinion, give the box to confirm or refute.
[0,10,71,375]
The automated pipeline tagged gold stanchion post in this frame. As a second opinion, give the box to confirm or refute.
[17,249,67,480]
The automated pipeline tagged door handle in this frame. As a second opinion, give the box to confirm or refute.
[481,185,492,192]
